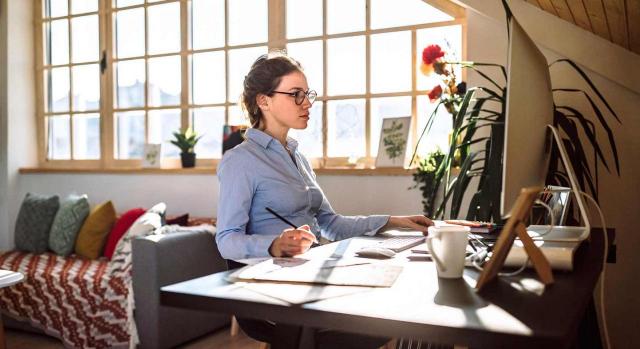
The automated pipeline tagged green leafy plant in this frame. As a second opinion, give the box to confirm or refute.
[411,149,445,217]
[170,128,202,154]
[411,1,621,223]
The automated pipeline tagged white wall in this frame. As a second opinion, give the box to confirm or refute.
[16,173,423,217]
[0,0,36,249]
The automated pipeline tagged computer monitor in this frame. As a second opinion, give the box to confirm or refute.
[501,17,554,218]
[501,17,590,241]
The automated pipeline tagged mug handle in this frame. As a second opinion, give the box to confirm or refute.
[426,235,447,272]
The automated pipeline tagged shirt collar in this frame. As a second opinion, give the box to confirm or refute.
[246,128,299,152]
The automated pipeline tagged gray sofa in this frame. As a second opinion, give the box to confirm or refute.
[132,229,230,348]
[3,229,230,348]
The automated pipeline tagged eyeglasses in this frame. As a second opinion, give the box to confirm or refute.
[272,89,317,105]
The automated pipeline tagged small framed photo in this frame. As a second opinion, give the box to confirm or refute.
[375,116,411,168]
[142,144,162,168]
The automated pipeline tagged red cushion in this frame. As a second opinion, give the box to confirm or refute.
[103,207,146,259]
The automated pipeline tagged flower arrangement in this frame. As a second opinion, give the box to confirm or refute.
[421,44,467,116]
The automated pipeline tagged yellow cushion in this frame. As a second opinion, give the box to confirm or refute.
[74,201,117,259]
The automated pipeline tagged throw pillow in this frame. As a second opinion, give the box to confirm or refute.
[166,213,189,226]
[102,207,146,259]
[48,194,90,256]
[14,193,60,253]
[109,203,166,274]
[74,201,117,259]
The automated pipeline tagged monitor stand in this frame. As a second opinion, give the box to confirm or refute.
[524,125,591,242]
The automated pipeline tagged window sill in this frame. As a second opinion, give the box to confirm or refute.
[19,166,416,176]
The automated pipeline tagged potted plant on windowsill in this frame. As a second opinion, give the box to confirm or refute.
[170,128,202,168]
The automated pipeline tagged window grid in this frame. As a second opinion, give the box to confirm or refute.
[35,0,466,169]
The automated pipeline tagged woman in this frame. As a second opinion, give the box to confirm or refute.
[216,52,433,348]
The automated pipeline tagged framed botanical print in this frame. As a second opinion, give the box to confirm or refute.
[375,116,411,168]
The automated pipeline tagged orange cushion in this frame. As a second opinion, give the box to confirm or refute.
[74,201,117,259]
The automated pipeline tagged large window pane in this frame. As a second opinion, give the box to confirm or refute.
[327,0,364,34]
[228,46,267,103]
[47,115,71,159]
[416,25,462,91]
[73,113,100,159]
[115,111,145,159]
[228,104,248,126]
[370,97,412,156]
[286,0,322,39]
[228,0,267,45]
[72,15,99,63]
[72,64,100,111]
[48,67,70,112]
[71,0,98,15]
[370,0,453,29]
[148,55,181,107]
[116,8,145,58]
[116,59,145,108]
[116,0,143,7]
[191,51,226,104]
[288,103,323,158]
[191,107,225,158]
[48,19,69,65]
[148,109,181,157]
[327,99,365,157]
[327,36,365,96]
[45,0,68,18]
[417,95,451,155]
[148,2,181,55]
[191,0,225,49]
[287,40,323,96]
[371,31,411,93]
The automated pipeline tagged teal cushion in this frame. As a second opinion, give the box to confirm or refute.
[48,194,90,256]
[14,193,60,253]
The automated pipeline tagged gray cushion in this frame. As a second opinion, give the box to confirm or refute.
[14,193,60,253]
[48,194,90,256]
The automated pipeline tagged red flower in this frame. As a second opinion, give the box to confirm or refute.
[428,85,443,102]
[422,45,445,65]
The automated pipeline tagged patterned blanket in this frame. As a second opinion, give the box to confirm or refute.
[0,251,129,349]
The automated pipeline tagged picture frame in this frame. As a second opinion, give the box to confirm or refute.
[375,116,411,168]
[142,144,162,168]
[475,186,554,291]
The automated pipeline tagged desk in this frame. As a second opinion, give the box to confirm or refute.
[161,230,607,349]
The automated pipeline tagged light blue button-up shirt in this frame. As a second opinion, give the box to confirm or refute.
[216,128,390,260]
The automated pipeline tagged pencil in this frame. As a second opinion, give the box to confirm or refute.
[265,207,318,243]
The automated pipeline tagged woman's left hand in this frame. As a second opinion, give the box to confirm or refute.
[383,215,434,235]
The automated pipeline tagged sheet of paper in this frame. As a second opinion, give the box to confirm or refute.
[241,282,372,304]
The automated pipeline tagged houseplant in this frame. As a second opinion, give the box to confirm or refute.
[411,1,620,223]
[170,128,202,168]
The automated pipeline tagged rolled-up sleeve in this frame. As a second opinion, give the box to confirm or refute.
[216,152,275,260]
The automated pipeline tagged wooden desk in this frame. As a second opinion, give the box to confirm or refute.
[161,231,607,349]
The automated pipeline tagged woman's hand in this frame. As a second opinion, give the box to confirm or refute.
[383,215,434,235]
[269,225,318,257]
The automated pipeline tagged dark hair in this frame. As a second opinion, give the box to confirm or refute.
[241,52,303,128]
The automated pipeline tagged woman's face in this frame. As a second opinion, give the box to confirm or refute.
[263,70,312,131]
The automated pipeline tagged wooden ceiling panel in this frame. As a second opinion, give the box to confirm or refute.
[583,0,612,40]
[603,0,629,47]
[549,0,575,22]
[628,0,640,54]
[565,0,594,32]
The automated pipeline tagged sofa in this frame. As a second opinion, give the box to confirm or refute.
[0,228,230,348]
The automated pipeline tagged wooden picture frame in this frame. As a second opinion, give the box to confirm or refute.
[475,186,554,291]
[375,116,411,168]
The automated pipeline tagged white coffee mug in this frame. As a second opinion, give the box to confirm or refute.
[426,225,470,279]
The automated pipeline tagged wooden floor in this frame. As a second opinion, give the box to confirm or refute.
[4,325,265,349]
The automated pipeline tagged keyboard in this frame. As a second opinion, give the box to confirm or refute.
[378,236,426,252]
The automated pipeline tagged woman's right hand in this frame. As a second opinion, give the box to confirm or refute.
[269,225,317,257]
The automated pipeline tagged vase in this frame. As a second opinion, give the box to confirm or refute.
[180,152,196,168]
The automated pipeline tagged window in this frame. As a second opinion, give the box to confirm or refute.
[35,0,465,169]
